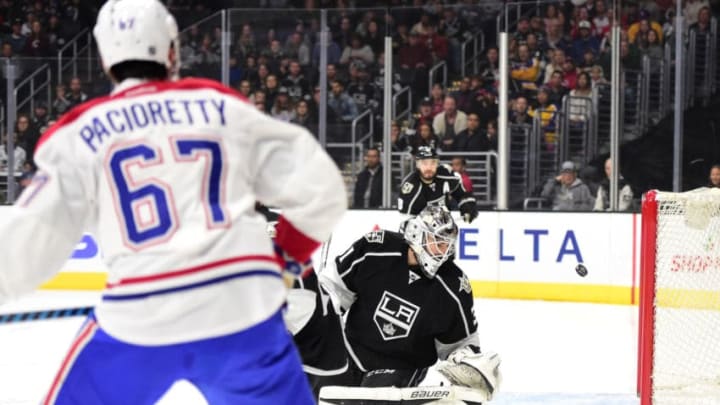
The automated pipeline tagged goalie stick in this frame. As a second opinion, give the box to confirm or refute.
[318,385,488,405]
[0,306,93,324]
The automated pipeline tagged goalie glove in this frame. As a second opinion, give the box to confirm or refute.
[436,346,502,400]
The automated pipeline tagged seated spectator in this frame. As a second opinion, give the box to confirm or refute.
[260,39,285,72]
[513,16,532,43]
[0,133,26,172]
[15,114,39,156]
[546,71,568,107]
[237,80,253,98]
[429,83,445,116]
[627,9,663,44]
[571,20,600,64]
[707,164,720,188]
[543,48,566,84]
[67,77,88,108]
[486,120,498,151]
[346,61,379,113]
[327,80,359,122]
[688,6,712,34]
[424,21,449,63]
[510,43,541,94]
[453,113,489,152]
[284,32,310,67]
[544,18,570,52]
[8,19,25,55]
[452,77,474,114]
[590,65,609,87]
[578,49,598,73]
[568,72,593,123]
[433,95,468,141]
[398,32,432,94]
[32,101,49,128]
[510,96,533,125]
[353,147,383,209]
[262,74,280,111]
[364,19,384,56]
[593,1,611,35]
[411,97,435,129]
[594,158,634,211]
[530,88,558,150]
[23,20,50,57]
[451,157,474,193]
[562,57,578,89]
[282,60,309,102]
[312,35,341,67]
[291,100,316,134]
[410,12,433,37]
[684,0,711,27]
[397,122,440,156]
[270,87,295,122]
[540,161,594,211]
[469,89,499,125]
[478,47,499,86]
[339,34,375,67]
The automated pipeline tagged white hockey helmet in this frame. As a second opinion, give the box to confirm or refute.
[403,206,458,278]
[93,0,179,78]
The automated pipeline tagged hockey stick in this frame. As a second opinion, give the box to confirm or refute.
[319,385,488,404]
[0,306,93,324]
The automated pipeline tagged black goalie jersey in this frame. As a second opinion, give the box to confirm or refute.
[322,230,478,371]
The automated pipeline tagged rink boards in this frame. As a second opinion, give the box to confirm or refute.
[29,209,642,305]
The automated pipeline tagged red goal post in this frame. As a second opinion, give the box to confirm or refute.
[638,189,720,405]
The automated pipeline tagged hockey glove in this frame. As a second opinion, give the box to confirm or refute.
[273,242,313,278]
[436,346,502,400]
[458,198,478,223]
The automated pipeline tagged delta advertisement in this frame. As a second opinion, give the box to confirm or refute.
[10,208,640,305]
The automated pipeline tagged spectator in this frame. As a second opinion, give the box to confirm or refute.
[530,88,558,150]
[398,32,432,93]
[578,48,598,73]
[439,7,468,72]
[627,10,663,44]
[261,39,285,72]
[424,21,449,63]
[639,29,663,59]
[684,0,711,27]
[334,16,354,50]
[234,24,257,60]
[31,101,49,128]
[543,3,566,32]
[510,43,541,94]
[571,20,600,64]
[562,57,578,89]
[688,6,712,34]
[364,19,384,56]
[593,1,610,35]
[433,96,468,141]
[451,157,474,194]
[67,77,88,108]
[452,77,474,114]
[262,74,281,111]
[312,35,341,67]
[590,65,609,87]
[513,16,532,43]
[453,113,489,152]
[412,97,435,129]
[23,20,50,57]
[8,19,26,54]
[353,147,383,209]
[410,12,433,37]
[15,114,39,155]
[270,87,295,122]
[530,16,546,45]
[478,47,499,86]
[52,84,72,116]
[546,70,568,106]
[594,158,634,211]
[541,161,594,211]
[429,83,445,117]
[327,80,359,122]
[568,72,593,123]
[339,34,375,67]
[486,120,498,151]
[390,121,404,152]
[237,80,252,98]
[469,89,499,125]
[346,62,378,113]
[284,32,310,67]
[397,122,440,156]
[392,22,411,54]
[544,18,570,52]
[0,133,26,172]
[544,48,567,84]
[510,96,533,125]
[291,100,316,134]
[282,60,310,102]
[708,165,720,188]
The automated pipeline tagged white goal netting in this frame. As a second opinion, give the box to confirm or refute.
[645,188,720,405]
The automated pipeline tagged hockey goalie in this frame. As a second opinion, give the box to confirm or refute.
[319,206,502,404]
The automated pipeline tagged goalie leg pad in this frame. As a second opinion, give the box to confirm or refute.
[318,385,488,404]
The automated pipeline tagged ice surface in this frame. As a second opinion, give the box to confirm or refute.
[0,292,639,404]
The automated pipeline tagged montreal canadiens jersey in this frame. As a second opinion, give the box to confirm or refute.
[321,230,478,371]
[0,77,346,345]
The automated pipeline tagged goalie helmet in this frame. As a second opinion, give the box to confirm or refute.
[402,206,458,278]
[93,0,179,78]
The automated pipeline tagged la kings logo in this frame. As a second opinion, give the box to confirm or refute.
[374,291,420,340]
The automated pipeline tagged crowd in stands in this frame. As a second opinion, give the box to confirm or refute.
[1,0,719,207]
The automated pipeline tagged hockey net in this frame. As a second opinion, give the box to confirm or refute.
[638,189,720,405]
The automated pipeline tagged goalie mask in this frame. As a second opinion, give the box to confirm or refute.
[403,206,458,278]
[93,0,180,78]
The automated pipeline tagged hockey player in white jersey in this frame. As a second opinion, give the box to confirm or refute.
[0,0,346,404]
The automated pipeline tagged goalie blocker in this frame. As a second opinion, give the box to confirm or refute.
[318,385,488,405]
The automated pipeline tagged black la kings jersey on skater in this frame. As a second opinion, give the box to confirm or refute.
[398,164,475,215]
[326,230,478,371]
